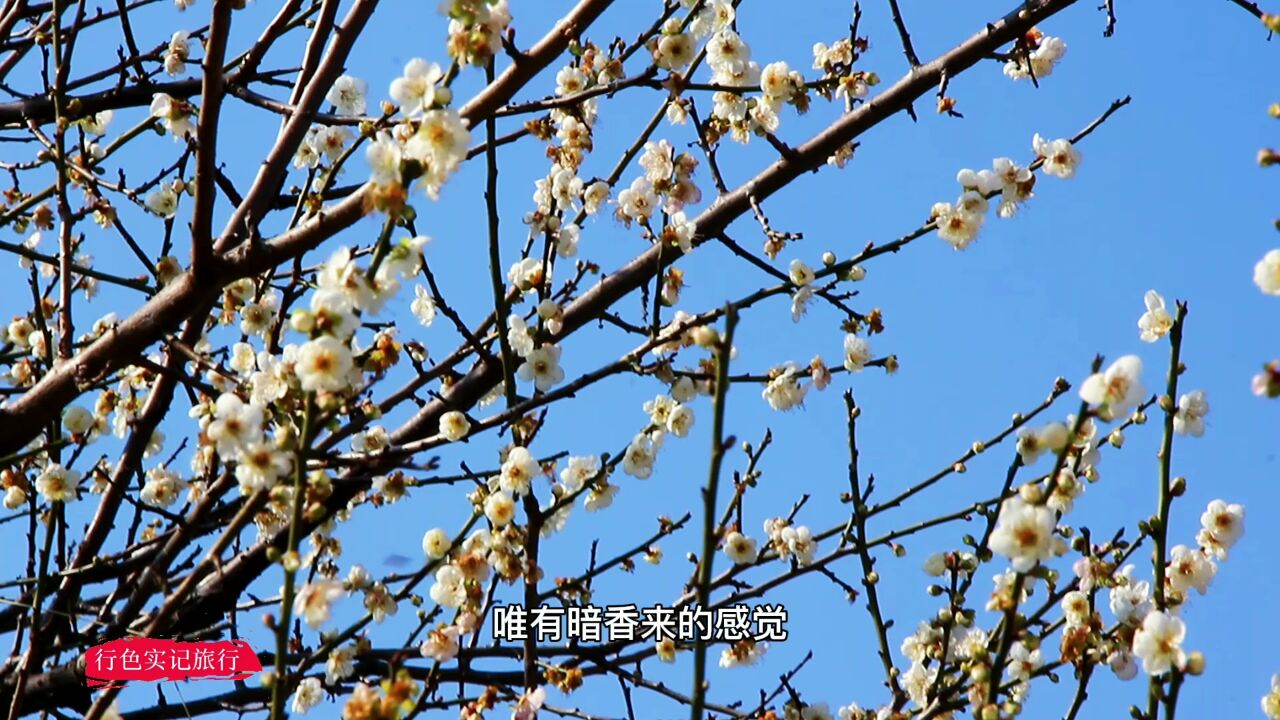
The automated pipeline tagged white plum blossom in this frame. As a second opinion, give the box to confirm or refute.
[507,258,548,293]
[36,464,81,503]
[1033,134,1081,179]
[163,31,189,76]
[141,467,184,507]
[780,524,817,565]
[517,345,565,391]
[666,404,695,437]
[584,481,619,511]
[404,109,471,197]
[760,61,796,103]
[556,224,580,257]
[390,59,443,115]
[1254,249,1280,295]
[1109,565,1151,626]
[363,582,398,623]
[617,177,659,223]
[1007,641,1042,681]
[290,677,323,714]
[293,580,344,628]
[1197,499,1245,560]
[718,639,767,668]
[484,491,516,526]
[843,334,872,372]
[1138,290,1174,342]
[723,531,757,564]
[365,131,402,185]
[1132,610,1186,676]
[790,285,814,322]
[1173,390,1209,436]
[559,455,599,492]
[422,528,452,559]
[932,201,982,249]
[145,187,179,218]
[409,284,436,326]
[429,565,466,608]
[763,365,806,411]
[653,31,695,70]
[989,496,1055,571]
[295,336,355,393]
[788,259,815,286]
[582,180,610,215]
[1166,544,1216,597]
[1263,674,1280,719]
[554,66,588,96]
[345,565,372,591]
[1003,34,1067,81]
[206,393,264,456]
[150,93,195,139]
[661,212,697,253]
[327,74,368,116]
[1061,590,1091,627]
[439,411,471,442]
[1015,421,1068,465]
[325,645,356,685]
[234,441,292,493]
[706,29,751,77]
[622,432,659,479]
[496,446,539,496]
[420,625,462,662]
[1079,355,1144,418]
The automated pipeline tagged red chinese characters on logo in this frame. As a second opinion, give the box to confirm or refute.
[84,638,261,688]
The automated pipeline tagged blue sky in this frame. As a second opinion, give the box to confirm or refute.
[3,0,1278,718]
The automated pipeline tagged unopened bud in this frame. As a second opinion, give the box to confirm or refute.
[290,310,315,334]
[1019,483,1044,504]
[1184,651,1205,675]
[1108,429,1124,448]
[691,326,719,348]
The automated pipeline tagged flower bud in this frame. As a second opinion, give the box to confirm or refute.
[290,310,315,334]
[1019,483,1043,504]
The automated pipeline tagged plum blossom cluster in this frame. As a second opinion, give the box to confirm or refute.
[932,134,1081,249]
[359,58,471,210]
[1002,28,1068,82]
[442,0,512,67]
[759,333,875,413]
[617,139,702,236]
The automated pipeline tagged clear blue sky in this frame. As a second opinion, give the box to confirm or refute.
[3,0,1277,718]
